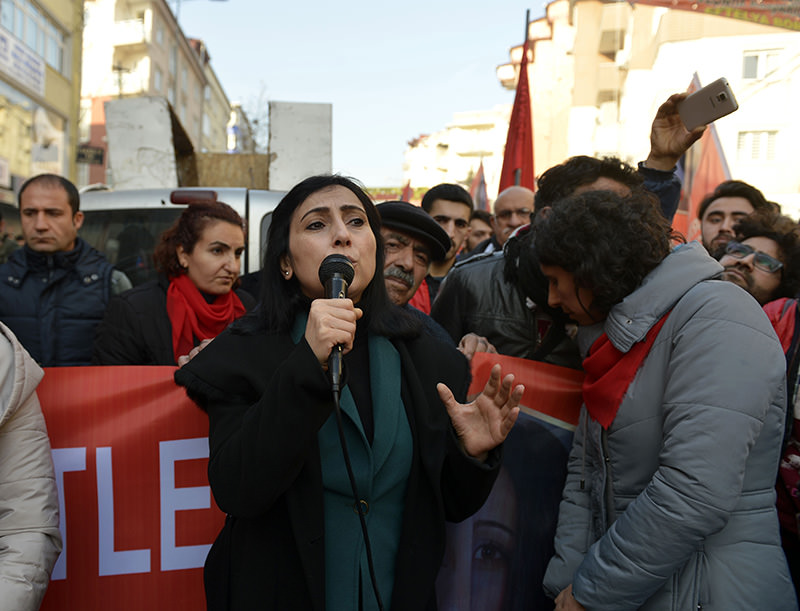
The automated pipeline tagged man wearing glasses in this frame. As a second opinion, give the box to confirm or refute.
[717,210,800,306]
[467,186,534,258]
[717,210,800,596]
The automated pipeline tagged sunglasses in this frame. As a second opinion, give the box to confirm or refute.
[725,241,783,273]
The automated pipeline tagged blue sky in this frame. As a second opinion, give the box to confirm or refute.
[174,1,544,186]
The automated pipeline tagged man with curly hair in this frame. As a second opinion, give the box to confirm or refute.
[536,190,795,611]
[720,210,800,594]
[717,209,800,306]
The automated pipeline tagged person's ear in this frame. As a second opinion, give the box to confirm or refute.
[177,245,189,269]
[280,254,293,280]
[73,210,84,230]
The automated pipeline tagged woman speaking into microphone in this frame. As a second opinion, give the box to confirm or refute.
[174,174,522,611]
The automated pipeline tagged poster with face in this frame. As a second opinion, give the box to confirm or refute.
[437,353,582,611]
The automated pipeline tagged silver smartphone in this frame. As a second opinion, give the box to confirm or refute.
[678,78,739,131]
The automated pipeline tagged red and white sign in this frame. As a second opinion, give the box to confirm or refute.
[37,355,582,609]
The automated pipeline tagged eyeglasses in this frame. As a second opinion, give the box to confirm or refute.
[495,208,532,220]
[725,241,783,273]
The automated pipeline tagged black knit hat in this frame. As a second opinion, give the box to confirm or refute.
[377,200,450,261]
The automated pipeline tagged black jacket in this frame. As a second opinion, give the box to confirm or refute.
[174,322,500,610]
[92,275,255,365]
[0,239,117,366]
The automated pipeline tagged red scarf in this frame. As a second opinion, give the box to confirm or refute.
[408,277,432,314]
[582,312,670,429]
[166,274,245,361]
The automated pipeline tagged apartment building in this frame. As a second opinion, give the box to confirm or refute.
[497,0,800,215]
[0,0,83,199]
[80,0,236,187]
[402,105,511,202]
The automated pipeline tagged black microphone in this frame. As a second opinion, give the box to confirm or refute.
[318,254,355,393]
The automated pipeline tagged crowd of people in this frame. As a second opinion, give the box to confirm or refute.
[2,88,800,610]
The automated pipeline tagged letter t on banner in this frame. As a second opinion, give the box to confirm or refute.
[498,10,535,193]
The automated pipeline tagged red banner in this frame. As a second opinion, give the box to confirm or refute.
[39,366,223,610]
[37,356,583,609]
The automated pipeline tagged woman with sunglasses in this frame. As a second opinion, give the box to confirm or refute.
[536,190,796,610]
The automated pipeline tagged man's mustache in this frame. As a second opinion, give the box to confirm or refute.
[384,265,414,287]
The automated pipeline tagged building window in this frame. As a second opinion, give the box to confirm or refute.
[1,0,67,73]
[737,130,777,162]
[743,49,781,80]
[181,66,187,92]
[169,45,177,75]
[154,66,162,92]
[155,21,164,46]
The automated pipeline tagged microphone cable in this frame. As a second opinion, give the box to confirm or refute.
[332,386,385,611]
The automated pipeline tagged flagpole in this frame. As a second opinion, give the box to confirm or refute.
[514,9,530,187]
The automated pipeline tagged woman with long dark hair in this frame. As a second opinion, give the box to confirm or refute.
[537,190,796,610]
[174,175,521,610]
[93,201,254,365]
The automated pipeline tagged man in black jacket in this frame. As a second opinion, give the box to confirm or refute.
[0,174,130,365]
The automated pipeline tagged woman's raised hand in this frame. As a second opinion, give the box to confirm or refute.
[305,298,363,368]
[437,364,523,461]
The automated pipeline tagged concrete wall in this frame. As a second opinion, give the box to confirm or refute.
[268,101,332,190]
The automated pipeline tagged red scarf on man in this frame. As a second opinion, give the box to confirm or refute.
[166,274,245,361]
[582,312,670,429]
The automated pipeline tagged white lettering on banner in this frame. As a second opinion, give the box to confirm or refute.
[159,438,212,571]
[97,446,151,576]
[49,439,216,580]
[51,447,87,581]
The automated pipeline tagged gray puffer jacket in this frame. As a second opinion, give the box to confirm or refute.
[543,242,797,610]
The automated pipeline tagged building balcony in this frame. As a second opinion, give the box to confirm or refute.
[113,19,149,49]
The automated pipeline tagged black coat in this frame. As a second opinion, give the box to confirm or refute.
[174,322,500,611]
[92,276,255,365]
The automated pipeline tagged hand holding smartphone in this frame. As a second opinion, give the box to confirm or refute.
[677,78,739,131]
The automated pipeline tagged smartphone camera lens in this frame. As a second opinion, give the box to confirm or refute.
[717,93,727,101]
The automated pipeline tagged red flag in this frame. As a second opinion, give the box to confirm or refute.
[470,160,489,212]
[672,73,731,240]
[499,20,534,193]
[401,180,413,202]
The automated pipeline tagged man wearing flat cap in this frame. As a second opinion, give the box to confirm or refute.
[377,201,450,308]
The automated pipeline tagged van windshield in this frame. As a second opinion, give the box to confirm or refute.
[81,209,183,286]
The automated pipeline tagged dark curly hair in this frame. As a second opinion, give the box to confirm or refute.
[728,209,800,300]
[533,156,644,215]
[534,190,680,315]
[153,201,245,279]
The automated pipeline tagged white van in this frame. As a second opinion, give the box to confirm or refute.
[79,187,284,286]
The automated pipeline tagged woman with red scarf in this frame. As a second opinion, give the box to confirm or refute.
[535,190,796,610]
[93,201,254,365]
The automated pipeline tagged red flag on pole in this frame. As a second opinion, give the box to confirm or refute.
[499,11,534,193]
[470,160,489,211]
[672,73,732,241]
[401,180,413,202]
